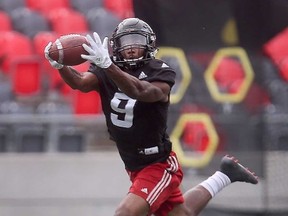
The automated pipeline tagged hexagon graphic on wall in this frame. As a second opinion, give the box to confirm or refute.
[204,47,254,103]
[170,113,219,168]
[156,47,192,104]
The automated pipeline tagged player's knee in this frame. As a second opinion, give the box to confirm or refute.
[114,204,134,216]
[168,203,194,216]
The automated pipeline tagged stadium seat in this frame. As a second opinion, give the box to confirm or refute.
[26,0,70,16]
[70,0,103,14]
[47,8,89,35]
[103,0,134,19]
[0,11,12,32]
[56,126,87,152]
[0,126,10,152]
[0,31,34,74]
[11,57,42,96]
[0,0,25,14]
[73,90,102,114]
[86,7,121,39]
[33,31,88,96]
[10,7,51,38]
[14,125,47,152]
[48,69,73,96]
[0,100,34,114]
[33,31,59,57]
[0,76,12,102]
[0,100,46,152]
[36,100,73,115]
[33,31,59,90]
[35,100,85,152]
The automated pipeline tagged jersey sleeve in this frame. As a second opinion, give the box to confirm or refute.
[87,63,107,90]
[146,59,176,88]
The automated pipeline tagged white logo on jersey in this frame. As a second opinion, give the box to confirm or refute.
[138,71,148,79]
[161,63,169,68]
[141,188,148,194]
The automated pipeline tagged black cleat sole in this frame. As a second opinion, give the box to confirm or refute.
[220,155,258,184]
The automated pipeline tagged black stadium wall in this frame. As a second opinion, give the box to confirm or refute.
[133,0,288,51]
[133,1,288,215]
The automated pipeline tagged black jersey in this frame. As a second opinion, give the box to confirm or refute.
[89,59,176,171]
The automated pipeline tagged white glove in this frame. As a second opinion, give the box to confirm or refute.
[44,42,64,70]
[81,32,112,69]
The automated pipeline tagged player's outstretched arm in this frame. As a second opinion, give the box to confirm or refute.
[44,42,99,92]
[81,32,169,102]
[58,66,99,92]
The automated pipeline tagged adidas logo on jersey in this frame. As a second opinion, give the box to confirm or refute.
[161,63,169,68]
[141,188,148,194]
[138,71,148,79]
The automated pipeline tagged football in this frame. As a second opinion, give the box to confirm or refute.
[49,34,89,66]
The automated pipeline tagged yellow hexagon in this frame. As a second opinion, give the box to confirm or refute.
[170,113,219,168]
[156,47,192,104]
[204,47,254,103]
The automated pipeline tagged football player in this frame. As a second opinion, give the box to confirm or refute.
[44,18,258,216]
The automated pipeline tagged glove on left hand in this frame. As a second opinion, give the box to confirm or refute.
[44,42,64,70]
[81,32,112,69]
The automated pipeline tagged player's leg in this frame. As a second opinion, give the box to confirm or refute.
[114,193,150,216]
[115,152,184,216]
[167,155,259,216]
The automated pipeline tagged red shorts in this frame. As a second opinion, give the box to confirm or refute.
[127,151,184,216]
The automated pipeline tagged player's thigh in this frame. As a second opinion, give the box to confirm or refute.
[115,192,150,216]
[167,203,191,216]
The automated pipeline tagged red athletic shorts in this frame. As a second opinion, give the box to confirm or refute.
[127,151,184,216]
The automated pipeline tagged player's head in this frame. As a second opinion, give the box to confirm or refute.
[110,18,157,69]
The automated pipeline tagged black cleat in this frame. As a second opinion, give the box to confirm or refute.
[220,155,258,184]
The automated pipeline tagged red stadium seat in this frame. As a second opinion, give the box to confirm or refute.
[33,31,88,96]
[0,31,34,74]
[103,0,134,19]
[47,8,88,35]
[32,31,60,94]
[26,0,70,16]
[73,91,102,114]
[33,31,59,57]
[0,11,12,31]
[33,31,59,73]
[46,68,72,96]
[11,57,42,96]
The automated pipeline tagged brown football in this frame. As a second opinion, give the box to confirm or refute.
[49,34,89,66]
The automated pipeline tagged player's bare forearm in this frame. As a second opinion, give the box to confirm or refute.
[58,66,84,89]
[104,63,167,102]
[58,66,98,92]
